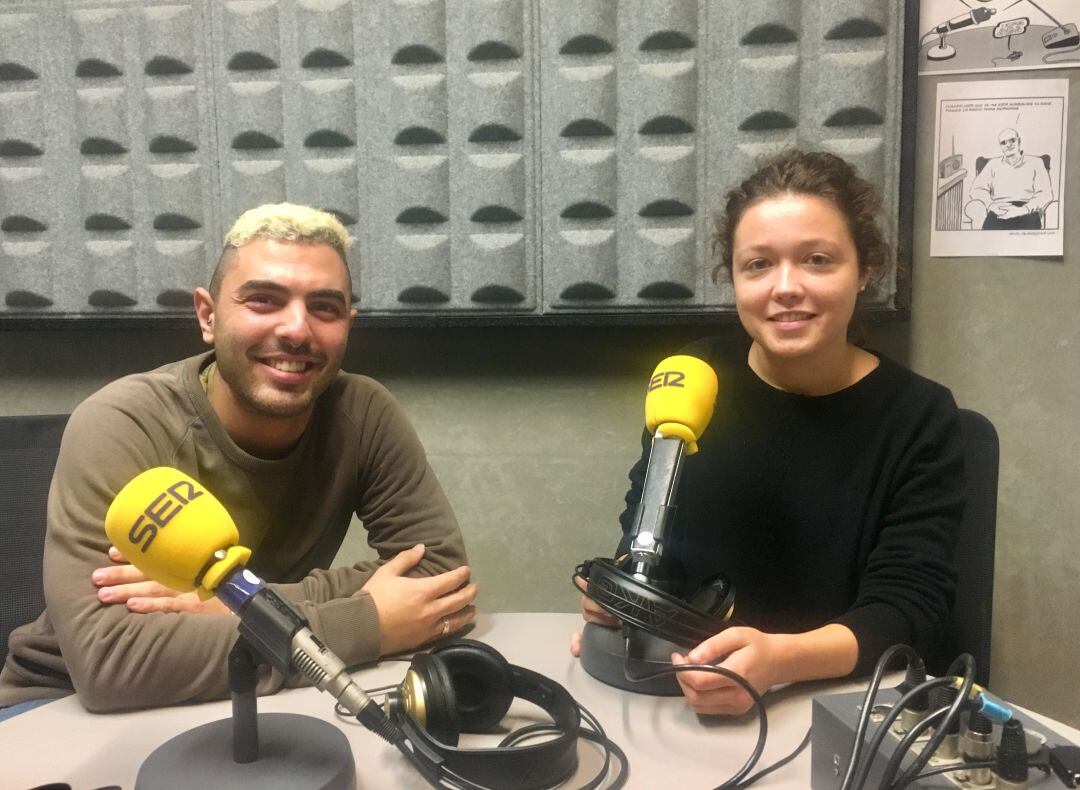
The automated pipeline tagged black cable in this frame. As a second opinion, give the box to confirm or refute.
[888,654,975,790]
[839,644,923,790]
[910,760,995,780]
[621,655,767,790]
[910,756,1053,783]
[498,702,630,790]
[577,701,630,790]
[732,726,811,789]
[849,676,956,790]
[574,567,771,789]
[879,706,948,789]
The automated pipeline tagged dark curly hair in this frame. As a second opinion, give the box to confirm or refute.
[710,149,890,289]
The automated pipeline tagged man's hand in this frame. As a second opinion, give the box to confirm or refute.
[362,544,478,656]
[91,546,230,615]
[670,627,782,716]
[993,202,1029,219]
[569,575,620,657]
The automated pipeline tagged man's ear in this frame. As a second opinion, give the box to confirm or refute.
[193,287,215,345]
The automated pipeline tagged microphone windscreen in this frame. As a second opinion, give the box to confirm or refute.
[644,355,717,453]
[105,467,240,592]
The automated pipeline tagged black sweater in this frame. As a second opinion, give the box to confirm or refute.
[617,339,966,674]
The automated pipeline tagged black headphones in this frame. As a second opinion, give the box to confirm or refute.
[575,556,736,648]
[384,639,585,790]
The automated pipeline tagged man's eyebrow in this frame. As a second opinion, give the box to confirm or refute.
[235,279,288,294]
[234,280,347,304]
[307,289,348,305]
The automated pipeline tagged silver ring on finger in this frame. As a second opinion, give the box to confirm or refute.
[441,617,451,636]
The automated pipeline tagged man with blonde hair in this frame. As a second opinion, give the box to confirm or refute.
[0,203,474,715]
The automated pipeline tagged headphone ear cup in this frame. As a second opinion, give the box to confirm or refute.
[408,652,462,746]
[688,573,735,620]
[432,639,514,733]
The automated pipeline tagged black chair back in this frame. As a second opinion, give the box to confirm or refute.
[930,408,999,686]
[0,414,69,664]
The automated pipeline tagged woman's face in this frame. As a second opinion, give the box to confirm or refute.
[731,193,868,365]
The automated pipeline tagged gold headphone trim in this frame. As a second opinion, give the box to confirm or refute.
[401,668,427,727]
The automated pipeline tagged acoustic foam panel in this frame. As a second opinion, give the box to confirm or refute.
[0,0,908,320]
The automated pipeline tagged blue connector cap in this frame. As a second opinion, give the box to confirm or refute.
[972,691,1013,723]
[216,567,265,614]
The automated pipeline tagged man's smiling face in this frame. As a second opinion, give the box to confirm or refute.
[204,238,354,422]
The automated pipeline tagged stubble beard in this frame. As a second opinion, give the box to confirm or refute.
[215,343,338,420]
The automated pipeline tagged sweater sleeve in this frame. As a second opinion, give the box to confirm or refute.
[42,398,293,712]
[835,391,966,674]
[271,382,467,668]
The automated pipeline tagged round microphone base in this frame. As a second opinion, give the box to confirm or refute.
[579,623,683,696]
[135,712,355,790]
[927,42,956,60]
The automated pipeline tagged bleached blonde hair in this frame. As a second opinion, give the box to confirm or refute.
[211,203,354,297]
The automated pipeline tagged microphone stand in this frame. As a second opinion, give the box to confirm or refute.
[133,634,357,789]
[228,637,268,763]
[582,434,688,695]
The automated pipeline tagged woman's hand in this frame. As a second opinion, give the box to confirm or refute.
[670,627,784,715]
[671,623,858,716]
[569,576,621,656]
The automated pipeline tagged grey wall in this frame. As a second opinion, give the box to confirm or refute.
[899,67,1080,728]
[2,82,1077,728]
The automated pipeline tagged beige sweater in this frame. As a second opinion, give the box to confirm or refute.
[0,353,466,711]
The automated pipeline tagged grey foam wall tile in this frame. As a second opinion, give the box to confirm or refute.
[147,239,205,306]
[296,0,354,71]
[146,85,200,154]
[71,6,127,79]
[80,163,133,233]
[385,235,452,310]
[85,239,137,308]
[222,0,281,73]
[142,4,199,76]
[225,159,285,219]
[297,157,358,227]
[297,78,355,151]
[0,90,45,152]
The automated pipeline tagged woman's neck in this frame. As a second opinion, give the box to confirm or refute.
[748,342,879,396]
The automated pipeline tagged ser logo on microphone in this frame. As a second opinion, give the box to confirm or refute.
[127,479,203,553]
[647,370,685,392]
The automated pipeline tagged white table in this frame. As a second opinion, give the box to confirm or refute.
[3,613,1077,789]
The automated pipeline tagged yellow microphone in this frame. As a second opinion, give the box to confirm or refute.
[104,467,250,599]
[629,355,718,576]
[104,468,393,734]
[644,355,718,455]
